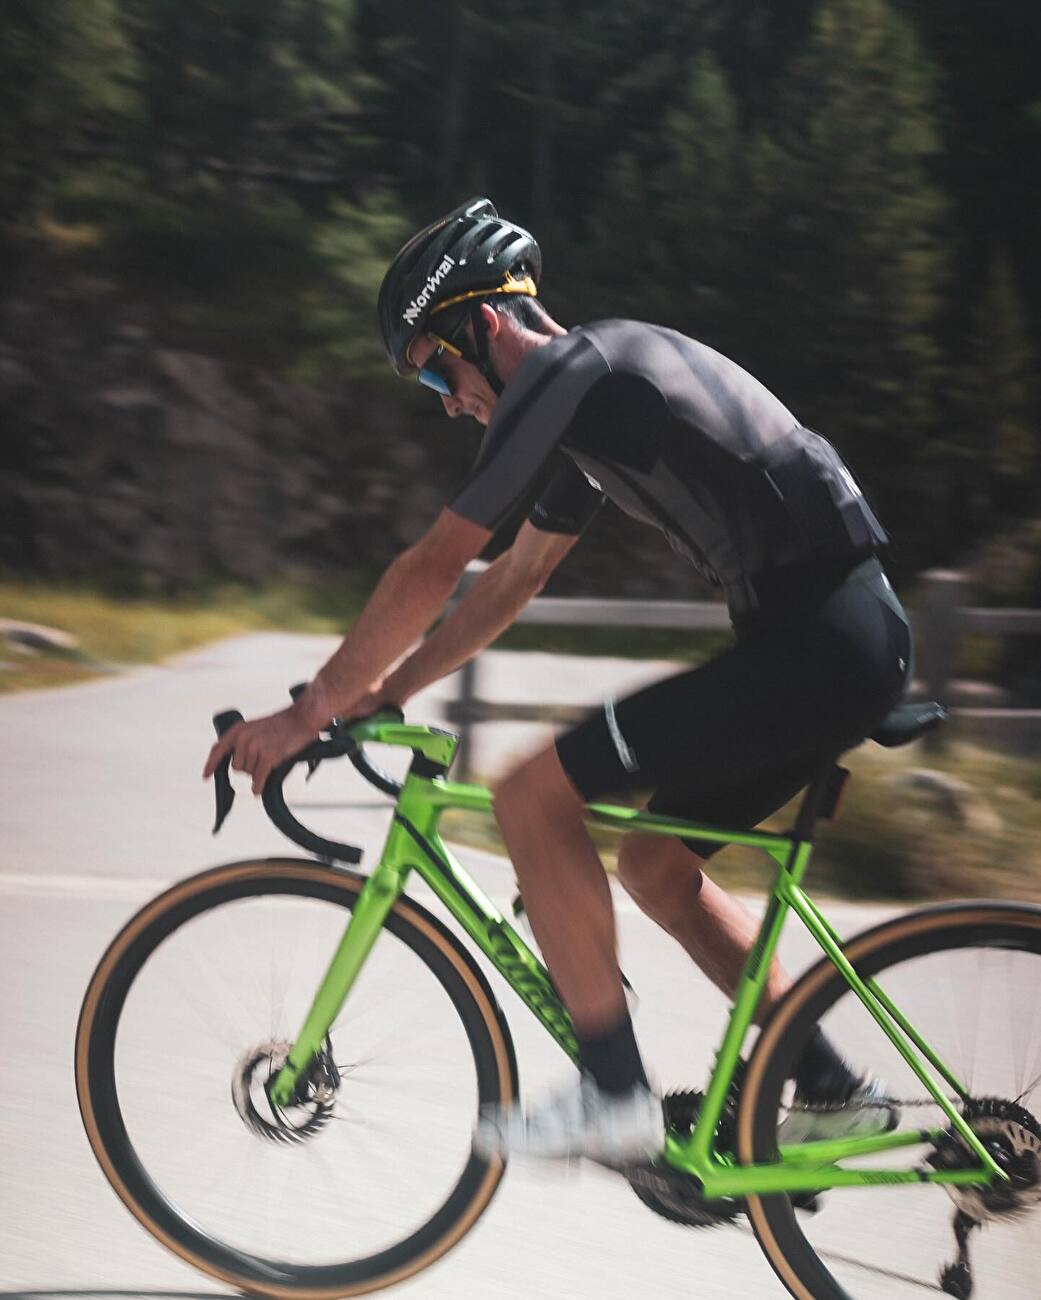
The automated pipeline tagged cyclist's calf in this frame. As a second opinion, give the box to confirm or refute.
[618,833,790,1020]
[616,833,705,937]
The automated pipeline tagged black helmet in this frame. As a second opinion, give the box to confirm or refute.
[377,197,541,377]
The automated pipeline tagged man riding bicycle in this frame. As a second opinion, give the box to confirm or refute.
[204,197,911,1165]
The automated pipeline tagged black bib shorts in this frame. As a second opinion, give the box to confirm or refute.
[554,555,912,858]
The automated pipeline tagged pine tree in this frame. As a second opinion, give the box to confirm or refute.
[117,0,371,207]
[651,52,747,348]
[953,251,1040,530]
[0,0,133,235]
[756,0,948,481]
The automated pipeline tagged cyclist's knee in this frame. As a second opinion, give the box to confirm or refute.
[492,745,584,828]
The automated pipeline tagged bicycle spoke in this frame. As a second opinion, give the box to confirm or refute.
[110,886,488,1269]
[752,916,1041,1300]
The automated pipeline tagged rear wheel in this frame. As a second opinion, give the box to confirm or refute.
[76,858,517,1298]
[738,903,1041,1300]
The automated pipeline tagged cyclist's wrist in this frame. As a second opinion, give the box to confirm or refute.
[381,668,413,709]
[295,676,337,732]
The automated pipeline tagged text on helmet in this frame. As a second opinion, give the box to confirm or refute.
[403,256,456,325]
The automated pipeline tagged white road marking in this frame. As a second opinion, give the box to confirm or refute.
[0,852,646,913]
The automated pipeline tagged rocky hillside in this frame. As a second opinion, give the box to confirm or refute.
[1,269,703,599]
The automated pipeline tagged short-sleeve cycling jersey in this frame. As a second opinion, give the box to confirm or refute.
[449,319,888,615]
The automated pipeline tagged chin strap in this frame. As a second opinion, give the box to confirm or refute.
[469,303,504,396]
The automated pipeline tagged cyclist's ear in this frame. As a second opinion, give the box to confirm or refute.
[478,301,501,339]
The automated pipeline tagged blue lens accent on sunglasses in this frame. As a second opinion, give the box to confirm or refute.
[417,365,453,397]
[413,366,449,395]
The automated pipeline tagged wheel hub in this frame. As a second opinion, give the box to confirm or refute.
[231,1037,340,1145]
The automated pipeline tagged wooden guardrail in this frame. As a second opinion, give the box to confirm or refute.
[445,565,1041,778]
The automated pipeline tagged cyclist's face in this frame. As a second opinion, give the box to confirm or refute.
[409,332,498,427]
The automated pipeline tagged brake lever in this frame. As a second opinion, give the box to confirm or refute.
[211,709,244,834]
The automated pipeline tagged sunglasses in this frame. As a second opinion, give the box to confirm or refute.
[416,310,475,397]
[417,341,457,397]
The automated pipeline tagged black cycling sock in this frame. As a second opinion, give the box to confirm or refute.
[575,1010,649,1096]
[792,1027,861,1102]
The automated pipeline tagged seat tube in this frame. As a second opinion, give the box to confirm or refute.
[691,846,805,1162]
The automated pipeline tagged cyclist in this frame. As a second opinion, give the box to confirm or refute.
[204,197,912,1165]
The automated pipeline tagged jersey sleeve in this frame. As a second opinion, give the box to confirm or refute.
[449,333,610,532]
[528,454,605,535]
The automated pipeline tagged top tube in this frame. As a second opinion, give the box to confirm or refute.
[352,715,795,857]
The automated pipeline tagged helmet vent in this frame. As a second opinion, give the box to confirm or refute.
[472,224,501,250]
[457,216,480,236]
[488,231,521,263]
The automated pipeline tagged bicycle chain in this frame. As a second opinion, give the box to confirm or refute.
[788,1094,961,1113]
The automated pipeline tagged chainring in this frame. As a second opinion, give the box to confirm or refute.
[626,1087,744,1229]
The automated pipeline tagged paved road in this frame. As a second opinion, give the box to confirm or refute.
[1,635,1035,1299]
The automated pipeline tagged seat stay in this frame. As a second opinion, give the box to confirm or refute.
[779,881,999,1177]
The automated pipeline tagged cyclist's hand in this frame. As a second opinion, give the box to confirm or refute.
[202,706,318,795]
[350,679,403,720]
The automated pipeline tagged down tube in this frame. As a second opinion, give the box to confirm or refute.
[394,814,580,1062]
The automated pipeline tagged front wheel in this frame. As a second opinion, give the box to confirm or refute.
[738,902,1041,1300]
[75,858,518,1298]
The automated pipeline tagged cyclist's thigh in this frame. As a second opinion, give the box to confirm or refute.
[555,592,907,855]
[555,637,834,804]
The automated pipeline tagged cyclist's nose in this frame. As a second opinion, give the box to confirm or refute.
[441,394,463,418]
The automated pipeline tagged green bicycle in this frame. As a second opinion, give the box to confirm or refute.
[76,698,1041,1299]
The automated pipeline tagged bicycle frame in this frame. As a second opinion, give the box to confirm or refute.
[268,718,1005,1201]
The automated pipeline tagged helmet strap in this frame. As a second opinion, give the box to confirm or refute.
[469,303,504,396]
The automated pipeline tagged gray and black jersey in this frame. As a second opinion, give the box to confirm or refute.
[450,319,887,616]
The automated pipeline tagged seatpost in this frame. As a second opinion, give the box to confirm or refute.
[792,760,846,843]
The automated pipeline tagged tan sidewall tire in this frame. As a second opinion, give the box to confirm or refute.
[736,903,1041,1300]
[75,858,517,1299]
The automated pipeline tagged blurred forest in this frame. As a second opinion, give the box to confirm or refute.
[2,0,1039,593]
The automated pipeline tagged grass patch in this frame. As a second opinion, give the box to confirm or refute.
[0,574,724,697]
[0,577,370,694]
[442,740,1041,904]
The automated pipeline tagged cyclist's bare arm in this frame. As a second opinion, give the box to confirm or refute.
[299,508,493,727]
[201,511,565,790]
[381,521,580,707]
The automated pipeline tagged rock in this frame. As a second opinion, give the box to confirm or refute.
[97,385,162,411]
[0,354,35,393]
[942,679,1013,707]
[0,620,79,654]
[890,768,1003,835]
[151,350,257,431]
[114,323,151,343]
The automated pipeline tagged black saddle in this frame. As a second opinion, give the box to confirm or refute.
[870,701,946,748]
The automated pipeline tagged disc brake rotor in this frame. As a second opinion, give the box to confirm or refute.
[929,1097,1041,1220]
[231,1037,340,1145]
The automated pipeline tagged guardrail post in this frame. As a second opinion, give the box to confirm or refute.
[454,656,478,782]
[449,560,489,783]
[920,569,969,753]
